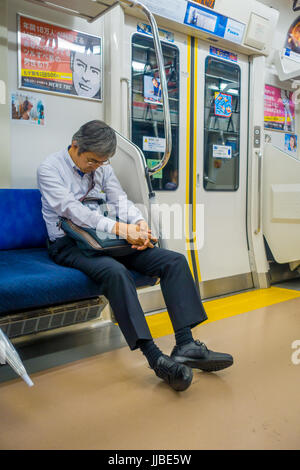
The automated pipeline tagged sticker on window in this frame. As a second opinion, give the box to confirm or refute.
[147,159,163,179]
[212,145,232,159]
[214,92,232,117]
[143,136,166,152]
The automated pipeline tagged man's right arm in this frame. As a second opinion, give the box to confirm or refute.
[37,164,116,233]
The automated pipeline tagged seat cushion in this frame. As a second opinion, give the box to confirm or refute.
[0,189,48,250]
[0,249,158,315]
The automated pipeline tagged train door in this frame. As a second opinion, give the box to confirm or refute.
[195,41,253,297]
[107,12,191,311]
[105,9,254,300]
[127,17,188,256]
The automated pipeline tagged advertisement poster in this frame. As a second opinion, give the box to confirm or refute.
[137,23,174,42]
[192,0,215,8]
[144,75,163,105]
[285,134,297,153]
[184,2,245,44]
[18,14,102,101]
[11,92,45,125]
[210,46,237,62]
[214,92,232,117]
[285,17,300,60]
[264,85,295,132]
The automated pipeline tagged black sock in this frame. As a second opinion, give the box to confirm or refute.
[175,326,194,347]
[137,339,163,369]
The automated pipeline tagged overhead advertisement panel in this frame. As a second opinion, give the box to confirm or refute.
[138,0,245,45]
[184,2,245,44]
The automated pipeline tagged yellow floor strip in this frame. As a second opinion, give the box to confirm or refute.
[146,287,300,339]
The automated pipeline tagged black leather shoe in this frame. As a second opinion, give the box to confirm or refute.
[153,355,193,391]
[171,340,233,372]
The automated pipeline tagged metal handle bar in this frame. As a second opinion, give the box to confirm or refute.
[120,77,131,138]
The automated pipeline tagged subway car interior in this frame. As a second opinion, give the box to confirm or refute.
[0,0,300,451]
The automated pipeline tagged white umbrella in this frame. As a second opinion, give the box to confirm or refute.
[0,329,34,387]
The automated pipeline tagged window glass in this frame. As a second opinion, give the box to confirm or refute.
[203,56,241,191]
[131,33,180,191]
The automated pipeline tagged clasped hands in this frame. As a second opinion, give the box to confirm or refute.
[112,220,158,251]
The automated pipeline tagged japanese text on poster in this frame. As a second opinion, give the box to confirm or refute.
[264,85,295,132]
[18,15,102,101]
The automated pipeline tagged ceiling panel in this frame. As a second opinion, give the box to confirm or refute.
[25,0,120,22]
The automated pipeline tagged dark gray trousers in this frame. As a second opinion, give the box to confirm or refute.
[48,236,207,350]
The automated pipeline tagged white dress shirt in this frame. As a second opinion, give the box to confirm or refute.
[37,148,144,241]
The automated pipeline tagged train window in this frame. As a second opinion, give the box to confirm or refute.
[203,56,241,191]
[131,33,180,191]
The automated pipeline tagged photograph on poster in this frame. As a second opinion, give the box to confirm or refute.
[185,4,218,32]
[11,92,45,125]
[144,75,163,105]
[18,15,102,101]
[264,85,295,132]
[285,133,298,152]
[285,16,300,54]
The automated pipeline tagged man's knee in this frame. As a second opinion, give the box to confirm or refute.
[94,262,132,285]
[158,249,188,274]
[164,250,187,265]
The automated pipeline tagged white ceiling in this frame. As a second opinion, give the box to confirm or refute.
[24,0,120,22]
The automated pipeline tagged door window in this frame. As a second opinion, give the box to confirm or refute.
[203,56,241,191]
[131,33,180,191]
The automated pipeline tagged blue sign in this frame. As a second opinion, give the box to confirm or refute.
[184,2,245,45]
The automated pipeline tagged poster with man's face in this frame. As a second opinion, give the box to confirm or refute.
[18,15,102,101]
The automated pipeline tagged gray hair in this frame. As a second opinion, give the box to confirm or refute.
[72,120,117,158]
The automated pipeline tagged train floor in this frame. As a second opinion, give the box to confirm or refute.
[0,282,300,450]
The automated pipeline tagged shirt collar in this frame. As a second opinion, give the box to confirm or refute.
[64,147,83,174]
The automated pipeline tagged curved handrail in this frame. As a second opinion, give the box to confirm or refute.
[120,0,172,176]
[114,129,155,197]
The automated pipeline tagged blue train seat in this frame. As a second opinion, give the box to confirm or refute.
[0,189,157,316]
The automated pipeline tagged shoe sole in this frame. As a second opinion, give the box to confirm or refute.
[172,356,233,373]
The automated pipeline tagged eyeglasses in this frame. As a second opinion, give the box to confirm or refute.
[86,158,110,167]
